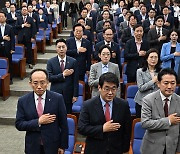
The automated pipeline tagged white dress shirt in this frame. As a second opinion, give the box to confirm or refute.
[34,91,46,111]
[58,55,66,68]
[61,1,65,11]
[75,38,82,53]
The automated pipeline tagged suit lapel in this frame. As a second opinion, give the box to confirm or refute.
[65,56,71,69]
[55,56,62,73]
[94,97,106,122]
[169,94,177,115]
[97,62,102,75]
[111,98,120,120]
[43,91,52,114]
[29,92,39,118]
[155,91,165,117]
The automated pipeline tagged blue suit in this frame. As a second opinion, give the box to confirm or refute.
[160,42,180,73]
[66,37,91,80]
[15,90,68,154]
[38,14,48,29]
[47,56,79,113]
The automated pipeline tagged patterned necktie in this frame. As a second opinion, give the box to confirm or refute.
[105,103,110,121]
[60,60,64,72]
[23,16,26,23]
[157,28,161,37]
[164,98,169,117]
[37,97,43,117]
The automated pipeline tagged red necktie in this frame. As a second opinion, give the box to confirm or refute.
[60,60,64,72]
[164,98,169,117]
[37,97,43,117]
[23,16,26,23]
[105,103,110,121]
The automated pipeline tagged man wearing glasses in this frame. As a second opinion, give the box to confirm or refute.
[78,72,131,154]
[15,69,68,154]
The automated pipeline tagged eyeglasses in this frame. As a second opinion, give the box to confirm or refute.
[103,87,117,93]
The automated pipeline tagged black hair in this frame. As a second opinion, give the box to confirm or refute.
[102,10,110,15]
[128,14,137,21]
[0,11,7,17]
[133,24,143,31]
[81,7,88,12]
[167,28,180,40]
[103,27,114,34]
[56,38,66,45]
[29,69,49,82]
[77,17,85,22]
[142,48,161,72]
[73,23,85,31]
[98,44,112,54]
[99,72,119,88]
[148,8,156,13]
[103,20,111,26]
[154,15,165,23]
[158,68,177,82]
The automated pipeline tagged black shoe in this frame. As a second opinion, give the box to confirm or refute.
[29,64,33,69]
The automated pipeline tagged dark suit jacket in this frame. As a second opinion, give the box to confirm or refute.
[121,27,134,44]
[124,38,150,80]
[47,56,79,103]
[163,14,174,30]
[94,41,121,70]
[147,27,169,52]
[78,96,131,154]
[146,3,161,16]
[137,14,148,24]
[142,18,154,38]
[116,16,124,27]
[15,90,68,154]
[38,14,48,29]
[59,1,69,13]
[31,12,40,33]
[44,8,54,24]
[66,37,91,76]
[16,16,36,42]
[0,24,15,57]
[6,12,19,27]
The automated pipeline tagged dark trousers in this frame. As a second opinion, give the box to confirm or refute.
[0,45,13,80]
[127,75,136,83]
[61,11,68,27]
[40,145,45,154]
[135,103,142,118]
[18,37,32,64]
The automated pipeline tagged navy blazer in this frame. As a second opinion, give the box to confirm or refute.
[121,27,134,44]
[38,14,48,29]
[163,14,174,30]
[47,56,79,101]
[94,41,121,70]
[16,16,36,41]
[66,37,91,76]
[78,96,131,154]
[15,90,68,154]
[44,8,54,24]
[6,12,19,27]
[116,16,124,27]
[124,38,150,78]
[137,14,148,24]
[0,24,15,55]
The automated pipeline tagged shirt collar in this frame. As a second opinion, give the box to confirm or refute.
[58,55,66,63]
[149,17,154,21]
[75,37,82,42]
[101,62,109,68]
[100,95,113,107]
[34,91,46,101]
[156,26,162,31]
[135,39,142,43]
[160,91,172,103]
[104,40,111,46]
[0,23,6,27]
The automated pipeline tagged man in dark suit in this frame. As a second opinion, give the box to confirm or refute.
[59,0,69,30]
[45,1,54,25]
[96,21,118,44]
[2,1,11,14]
[16,6,36,69]
[125,24,150,83]
[147,15,169,53]
[146,0,161,16]
[162,6,174,30]
[116,7,128,27]
[78,72,131,154]
[0,11,15,84]
[95,28,121,71]
[15,69,68,154]
[28,5,39,33]
[136,5,148,24]
[142,8,156,39]
[38,8,48,29]
[66,23,91,81]
[121,14,137,44]
[47,39,79,114]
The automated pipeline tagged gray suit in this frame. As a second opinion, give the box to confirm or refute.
[88,62,120,98]
[134,68,159,105]
[119,21,128,35]
[141,90,180,154]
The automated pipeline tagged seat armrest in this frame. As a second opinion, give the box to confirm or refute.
[73,141,86,154]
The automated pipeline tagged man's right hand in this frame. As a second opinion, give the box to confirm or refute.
[39,113,56,125]
[3,35,10,41]
[63,69,74,77]
[103,120,121,132]
[168,113,180,125]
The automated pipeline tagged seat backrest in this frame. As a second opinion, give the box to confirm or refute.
[65,114,77,153]
[127,85,138,98]
[79,83,83,96]
[133,122,146,154]
[0,58,8,76]
[37,28,45,36]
